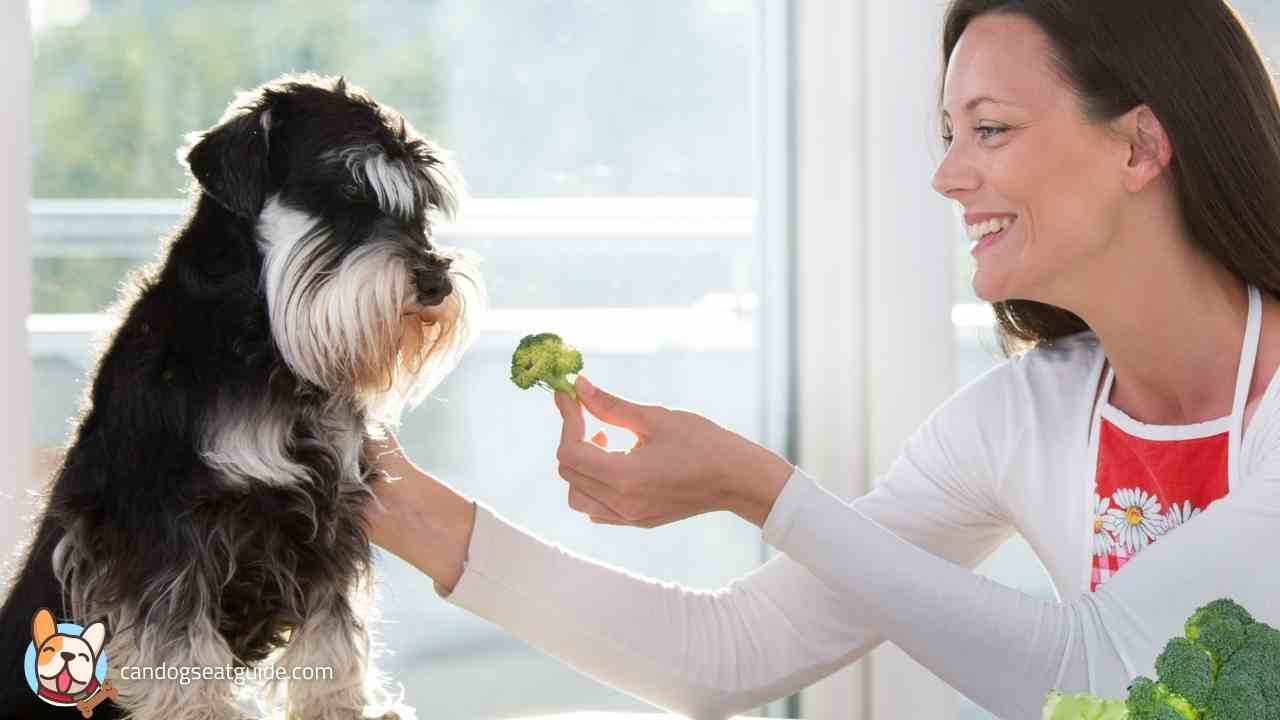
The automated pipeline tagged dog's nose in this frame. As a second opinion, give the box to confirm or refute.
[415,272,452,307]
[60,651,74,661]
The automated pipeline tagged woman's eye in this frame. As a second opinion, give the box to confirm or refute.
[940,125,1005,147]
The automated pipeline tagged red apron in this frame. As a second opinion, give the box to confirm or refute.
[1086,284,1259,592]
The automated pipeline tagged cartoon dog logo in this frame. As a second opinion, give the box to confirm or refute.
[24,607,109,708]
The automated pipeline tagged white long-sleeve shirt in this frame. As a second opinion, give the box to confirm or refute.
[433,330,1280,719]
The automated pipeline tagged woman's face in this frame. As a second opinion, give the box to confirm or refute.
[933,13,1130,305]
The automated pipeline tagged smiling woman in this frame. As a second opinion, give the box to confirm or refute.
[939,1,1280,358]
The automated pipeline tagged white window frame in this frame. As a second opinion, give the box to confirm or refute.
[792,1,960,718]
[1,2,34,558]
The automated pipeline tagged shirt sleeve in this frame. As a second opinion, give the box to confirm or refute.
[762,458,1280,719]
[432,366,1020,720]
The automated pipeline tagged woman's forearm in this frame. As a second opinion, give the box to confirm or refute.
[367,451,476,595]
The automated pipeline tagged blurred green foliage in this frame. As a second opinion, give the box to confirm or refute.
[31,0,449,312]
[29,0,756,312]
[32,0,446,199]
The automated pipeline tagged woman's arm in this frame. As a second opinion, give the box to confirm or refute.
[759,463,1280,719]
[363,405,1017,720]
[364,437,474,595]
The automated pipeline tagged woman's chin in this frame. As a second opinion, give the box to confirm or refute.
[971,273,1016,305]
[971,275,999,303]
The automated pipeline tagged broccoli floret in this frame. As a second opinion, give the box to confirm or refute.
[1185,598,1253,669]
[1042,690,1130,719]
[1125,677,1196,720]
[510,333,583,400]
[1154,638,1214,711]
[1043,599,1280,720]
[1205,623,1280,720]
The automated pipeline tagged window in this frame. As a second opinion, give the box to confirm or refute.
[29,1,789,717]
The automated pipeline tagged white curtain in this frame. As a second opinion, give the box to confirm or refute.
[1,3,34,557]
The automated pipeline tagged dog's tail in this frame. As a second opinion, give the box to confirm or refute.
[0,518,99,719]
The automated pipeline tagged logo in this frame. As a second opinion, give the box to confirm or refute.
[24,607,118,716]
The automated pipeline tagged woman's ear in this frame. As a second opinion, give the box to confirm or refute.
[1114,104,1173,193]
[179,101,276,219]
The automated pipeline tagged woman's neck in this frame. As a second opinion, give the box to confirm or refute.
[1067,233,1252,426]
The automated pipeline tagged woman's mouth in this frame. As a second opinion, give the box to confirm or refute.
[966,215,1016,254]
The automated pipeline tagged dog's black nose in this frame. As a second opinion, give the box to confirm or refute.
[415,272,452,307]
[60,651,74,661]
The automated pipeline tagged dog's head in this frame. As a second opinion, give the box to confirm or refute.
[179,73,482,425]
[32,608,105,700]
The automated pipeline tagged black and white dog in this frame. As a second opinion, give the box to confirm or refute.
[1,73,480,719]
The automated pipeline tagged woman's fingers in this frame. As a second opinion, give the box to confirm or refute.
[567,486,625,521]
[575,375,660,436]
[554,390,615,477]
[559,463,627,514]
[590,430,608,448]
[555,390,585,443]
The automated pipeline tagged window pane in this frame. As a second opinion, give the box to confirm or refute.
[30,2,778,718]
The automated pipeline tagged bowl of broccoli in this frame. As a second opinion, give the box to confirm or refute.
[1043,598,1279,719]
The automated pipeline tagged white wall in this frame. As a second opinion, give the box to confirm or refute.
[0,4,35,562]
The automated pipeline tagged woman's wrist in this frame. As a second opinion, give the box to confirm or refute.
[368,453,476,595]
[721,437,793,528]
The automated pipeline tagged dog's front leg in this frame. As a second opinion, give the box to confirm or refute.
[277,587,410,720]
[105,607,244,720]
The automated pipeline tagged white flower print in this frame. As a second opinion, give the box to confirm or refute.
[1106,487,1165,553]
[1163,499,1202,532]
[1091,493,1118,556]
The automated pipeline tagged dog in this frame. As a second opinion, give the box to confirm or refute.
[0,73,481,719]
[30,608,108,706]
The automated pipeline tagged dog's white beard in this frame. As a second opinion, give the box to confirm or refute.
[256,195,479,428]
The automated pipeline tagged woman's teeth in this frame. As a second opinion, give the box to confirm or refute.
[965,215,1015,240]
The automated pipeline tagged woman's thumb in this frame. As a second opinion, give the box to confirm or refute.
[575,375,651,431]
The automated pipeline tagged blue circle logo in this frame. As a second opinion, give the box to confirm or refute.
[25,608,109,708]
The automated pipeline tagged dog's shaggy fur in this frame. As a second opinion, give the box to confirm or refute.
[0,73,482,720]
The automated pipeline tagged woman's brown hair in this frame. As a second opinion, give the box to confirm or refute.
[942,0,1280,355]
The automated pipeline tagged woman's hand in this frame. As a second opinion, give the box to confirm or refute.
[554,375,794,528]
[362,427,476,595]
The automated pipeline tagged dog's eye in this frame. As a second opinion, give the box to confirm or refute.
[79,653,90,662]
[40,647,53,655]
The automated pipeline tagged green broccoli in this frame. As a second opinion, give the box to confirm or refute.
[1042,598,1279,720]
[1124,676,1197,720]
[510,333,584,400]
[1204,622,1280,720]
[1153,638,1214,711]
[1185,598,1253,669]
[1042,690,1129,720]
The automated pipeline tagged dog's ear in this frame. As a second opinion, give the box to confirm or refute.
[31,607,57,648]
[181,102,276,220]
[80,619,107,657]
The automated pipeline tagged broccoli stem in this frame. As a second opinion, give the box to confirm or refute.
[546,376,577,401]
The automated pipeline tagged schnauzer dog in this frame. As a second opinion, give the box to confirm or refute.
[1,73,481,719]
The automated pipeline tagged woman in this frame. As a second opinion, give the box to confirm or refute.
[366,1,1280,718]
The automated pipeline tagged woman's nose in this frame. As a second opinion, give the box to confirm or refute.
[931,147,979,199]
